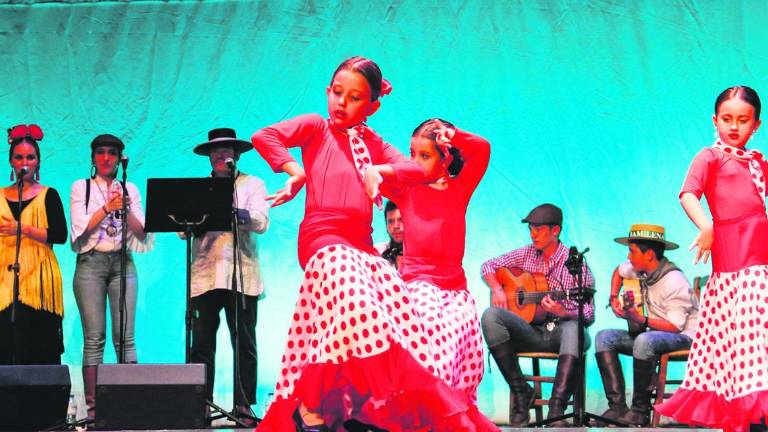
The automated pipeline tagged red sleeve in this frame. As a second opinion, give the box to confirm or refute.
[250,114,325,173]
[680,148,717,199]
[451,128,490,194]
[760,154,768,196]
[378,140,426,185]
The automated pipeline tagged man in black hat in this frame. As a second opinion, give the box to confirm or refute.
[188,128,269,425]
[480,203,595,426]
[593,224,698,426]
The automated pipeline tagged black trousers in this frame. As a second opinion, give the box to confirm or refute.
[190,289,258,406]
[0,303,63,365]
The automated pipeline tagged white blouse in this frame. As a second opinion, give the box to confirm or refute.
[70,177,154,254]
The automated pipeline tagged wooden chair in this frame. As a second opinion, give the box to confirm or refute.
[517,352,573,423]
[651,275,706,427]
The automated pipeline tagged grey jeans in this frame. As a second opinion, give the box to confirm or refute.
[595,329,692,361]
[481,306,591,355]
[74,250,138,365]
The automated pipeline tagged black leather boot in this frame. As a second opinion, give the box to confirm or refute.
[82,365,97,419]
[619,358,656,426]
[488,342,535,427]
[594,351,629,425]
[547,354,578,427]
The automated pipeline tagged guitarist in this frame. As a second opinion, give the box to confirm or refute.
[480,203,595,426]
[594,224,698,426]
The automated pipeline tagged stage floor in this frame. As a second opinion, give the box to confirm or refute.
[82,428,715,431]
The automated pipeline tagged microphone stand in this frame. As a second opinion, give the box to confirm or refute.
[8,169,26,365]
[117,160,129,364]
[528,246,627,427]
[206,165,256,427]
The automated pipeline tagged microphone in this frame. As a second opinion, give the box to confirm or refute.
[225,157,236,172]
[120,156,129,171]
[19,166,29,176]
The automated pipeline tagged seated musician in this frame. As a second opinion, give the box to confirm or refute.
[480,203,595,427]
[594,224,698,426]
[373,200,404,270]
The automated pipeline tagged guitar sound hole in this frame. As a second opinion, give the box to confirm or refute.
[517,291,526,305]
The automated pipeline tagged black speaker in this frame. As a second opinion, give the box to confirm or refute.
[0,365,70,431]
[95,363,206,429]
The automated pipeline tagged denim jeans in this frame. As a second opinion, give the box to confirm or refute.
[74,250,138,365]
[481,306,591,356]
[595,329,692,361]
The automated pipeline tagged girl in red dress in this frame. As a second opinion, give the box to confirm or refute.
[252,57,496,432]
[656,86,768,432]
[372,119,495,427]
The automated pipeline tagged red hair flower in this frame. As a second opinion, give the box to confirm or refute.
[7,124,44,144]
[380,78,393,97]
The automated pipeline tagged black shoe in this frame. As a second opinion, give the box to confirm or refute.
[344,418,389,432]
[234,404,260,427]
[293,408,330,432]
[509,384,535,427]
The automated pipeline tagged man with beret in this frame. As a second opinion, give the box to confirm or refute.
[189,128,269,426]
[594,224,698,426]
[480,203,595,426]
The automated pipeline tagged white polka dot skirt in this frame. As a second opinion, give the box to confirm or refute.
[257,244,500,431]
[408,280,485,402]
[655,265,768,432]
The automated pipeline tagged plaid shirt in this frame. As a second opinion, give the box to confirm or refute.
[481,242,595,324]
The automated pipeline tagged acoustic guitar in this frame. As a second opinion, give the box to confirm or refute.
[495,267,585,324]
[618,278,646,336]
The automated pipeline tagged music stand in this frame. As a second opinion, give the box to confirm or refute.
[144,177,245,425]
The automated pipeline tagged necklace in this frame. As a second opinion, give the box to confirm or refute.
[94,177,120,237]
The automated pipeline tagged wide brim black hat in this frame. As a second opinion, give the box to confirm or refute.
[193,128,252,155]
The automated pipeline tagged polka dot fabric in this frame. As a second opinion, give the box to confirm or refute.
[712,140,767,203]
[258,244,500,431]
[656,266,768,431]
[408,280,485,402]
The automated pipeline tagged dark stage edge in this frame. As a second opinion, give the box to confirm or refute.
[68,428,716,431]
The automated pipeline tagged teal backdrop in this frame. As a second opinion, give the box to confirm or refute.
[1,0,766,423]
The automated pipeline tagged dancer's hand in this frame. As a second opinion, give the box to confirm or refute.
[267,171,306,207]
[364,165,384,209]
[689,225,713,265]
[433,126,455,156]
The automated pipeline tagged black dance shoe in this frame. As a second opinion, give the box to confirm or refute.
[293,408,330,432]
[344,418,389,432]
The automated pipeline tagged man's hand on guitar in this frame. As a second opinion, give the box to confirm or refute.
[491,289,508,309]
[624,307,644,325]
[610,295,625,318]
[541,295,566,317]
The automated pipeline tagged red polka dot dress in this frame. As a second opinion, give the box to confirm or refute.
[252,115,499,431]
[385,129,494,417]
[656,146,768,432]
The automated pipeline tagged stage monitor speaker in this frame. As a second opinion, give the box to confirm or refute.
[96,363,206,430]
[0,365,71,431]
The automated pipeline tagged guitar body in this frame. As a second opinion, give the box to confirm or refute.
[619,278,646,336]
[496,267,550,323]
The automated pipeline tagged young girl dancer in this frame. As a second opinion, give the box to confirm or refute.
[252,57,494,431]
[372,118,496,428]
[656,86,768,431]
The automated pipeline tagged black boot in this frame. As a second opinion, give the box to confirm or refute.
[619,358,656,426]
[82,365,97,419]
[593,351,629,426]
[547,354,578,427]
[488,343,535,427]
